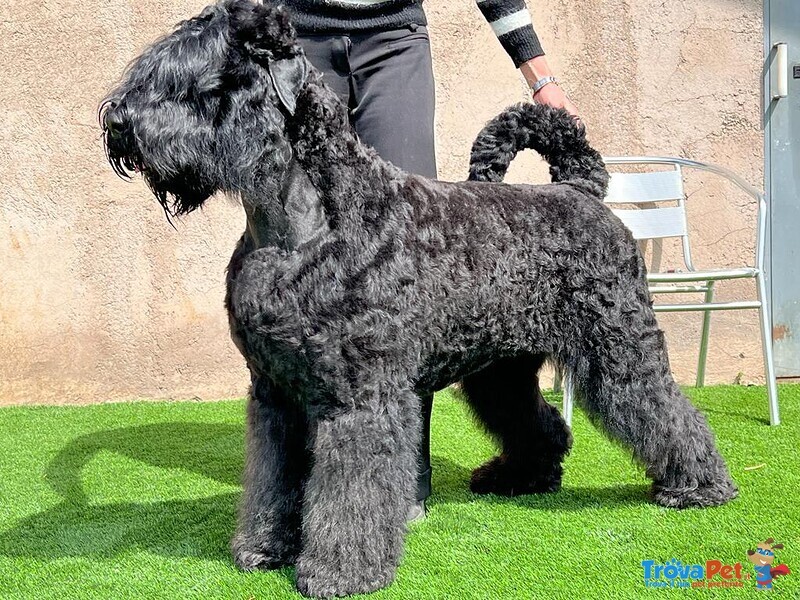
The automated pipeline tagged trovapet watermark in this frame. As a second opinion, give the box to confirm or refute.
[641,538,791,591]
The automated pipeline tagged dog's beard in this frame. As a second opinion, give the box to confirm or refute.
[104,140,216,223]
[101,127,216,222]
[100,100,140,180]
[105,147,144,181]
[144,171,217,219]
[102,133,142,182]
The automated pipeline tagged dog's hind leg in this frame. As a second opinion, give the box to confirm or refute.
[295,377,420,598]
[231,377,308,570]
[566,300,737,509]
[463,354,572,496]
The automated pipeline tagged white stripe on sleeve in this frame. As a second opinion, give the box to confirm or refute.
[489,9,532,37]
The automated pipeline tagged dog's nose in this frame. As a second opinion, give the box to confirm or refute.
[103,106,127,137]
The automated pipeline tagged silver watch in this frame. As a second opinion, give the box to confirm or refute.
[531,76,558,94]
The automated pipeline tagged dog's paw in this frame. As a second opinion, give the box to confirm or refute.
[470,454,562,496]
[231,534,296,571]
[295,563,395,598]
[652,478,738,509]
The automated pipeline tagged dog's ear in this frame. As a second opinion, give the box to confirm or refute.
[267,56,308,115]
[229,0,300,60]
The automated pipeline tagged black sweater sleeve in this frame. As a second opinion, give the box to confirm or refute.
[475,0,544,67]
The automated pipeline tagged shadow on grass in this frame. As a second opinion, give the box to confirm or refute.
[430,455,650,510]
[0,423,244,562]
[0,493,238,560]
[0,421,648,565]
[702,406,770,427]
[44,422,244,503]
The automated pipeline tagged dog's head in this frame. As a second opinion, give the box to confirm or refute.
[747,539,784,566]
[100,0,310,217]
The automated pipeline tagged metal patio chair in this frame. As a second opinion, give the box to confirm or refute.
[559,156,779,427]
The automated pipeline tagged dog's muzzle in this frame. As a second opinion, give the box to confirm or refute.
[103,104,127,140]
[101,101,142,178]
[101,98,129,132]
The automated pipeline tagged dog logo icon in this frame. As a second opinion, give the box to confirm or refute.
[747,538,791,590]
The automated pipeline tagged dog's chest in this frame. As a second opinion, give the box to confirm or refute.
[226,244,313,382]
[227,239,416,388]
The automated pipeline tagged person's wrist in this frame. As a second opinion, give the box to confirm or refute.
[519,55,552,87]
[531,76,558,95]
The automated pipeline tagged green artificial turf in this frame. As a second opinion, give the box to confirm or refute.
[0,385,798,599]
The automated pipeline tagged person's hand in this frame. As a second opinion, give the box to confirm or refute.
[533,82,579,120]
[519,56,581,123]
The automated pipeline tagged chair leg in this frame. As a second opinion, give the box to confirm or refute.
[696,282,715,388]
[757,272,780,426]
[562,373,574,427]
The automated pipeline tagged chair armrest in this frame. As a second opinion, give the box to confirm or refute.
[601,156,767,272]
[602,156,764,201]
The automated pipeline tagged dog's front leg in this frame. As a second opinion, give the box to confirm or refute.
[295,382,420,598]
[232,377,308,570]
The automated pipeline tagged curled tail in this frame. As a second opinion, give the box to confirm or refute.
[468,103,608,198]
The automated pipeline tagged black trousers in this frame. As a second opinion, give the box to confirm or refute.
[298,26,436,501]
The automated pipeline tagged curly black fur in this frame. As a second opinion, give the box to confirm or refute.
[100,1,737,597]
[461,355,572,496]
[468,103,608,199]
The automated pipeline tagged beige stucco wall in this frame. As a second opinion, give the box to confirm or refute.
[0,0,766,405]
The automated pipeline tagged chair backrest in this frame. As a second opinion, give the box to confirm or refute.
[603,166,695,270]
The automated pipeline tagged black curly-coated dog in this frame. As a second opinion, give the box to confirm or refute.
[101,1,737,596]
